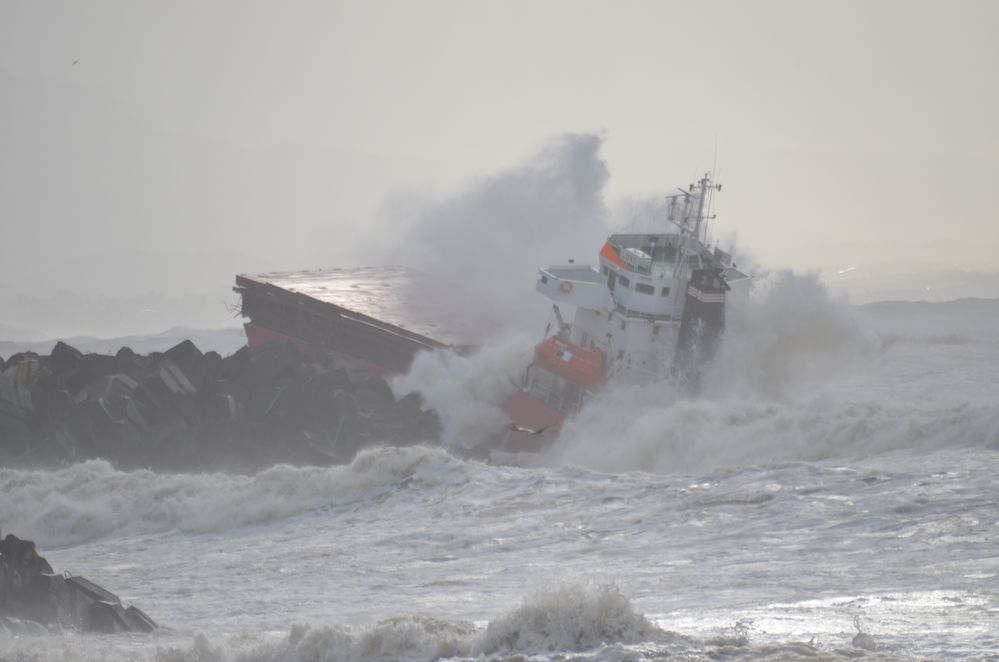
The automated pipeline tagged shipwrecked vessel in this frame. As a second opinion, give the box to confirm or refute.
[234,173,746,454]
[500,173,747,450]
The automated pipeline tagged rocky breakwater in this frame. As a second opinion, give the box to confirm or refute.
[0,532,156,634]
[0,340,440,470]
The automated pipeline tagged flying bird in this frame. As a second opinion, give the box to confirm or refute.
[507,422,549,436]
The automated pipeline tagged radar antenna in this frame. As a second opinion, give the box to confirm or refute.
[664,172,721,242]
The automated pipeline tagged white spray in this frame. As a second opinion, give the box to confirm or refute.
[374,133,612,340]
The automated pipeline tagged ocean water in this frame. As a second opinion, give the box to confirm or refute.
[2,276,998,661]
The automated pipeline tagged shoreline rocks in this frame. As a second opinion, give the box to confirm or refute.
[0,340,441,471]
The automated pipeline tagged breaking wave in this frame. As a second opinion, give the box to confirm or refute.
[0,445,470,547]
[0,582,924,661]
[217,616,479,662]
[391,335,533,450]
[550,395,999,474]
[702,270,881,398]
[472,582,666,654]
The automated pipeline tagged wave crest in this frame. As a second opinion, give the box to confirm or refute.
[552,396,999,474]
[0,445,468,547]
[704,271,880,397]
[474,583,664,654]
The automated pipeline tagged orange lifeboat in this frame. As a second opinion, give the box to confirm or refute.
[499,336,605,451]
[532,336,604,391]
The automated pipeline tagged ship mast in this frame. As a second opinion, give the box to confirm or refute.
[667,172,721,278]
[691,172,721,242]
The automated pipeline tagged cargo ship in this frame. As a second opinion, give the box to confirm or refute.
[500,173,747,451]
[234,172,745,454]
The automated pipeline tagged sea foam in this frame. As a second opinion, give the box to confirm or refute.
[0,445,469,547]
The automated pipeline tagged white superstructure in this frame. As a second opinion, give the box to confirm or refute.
[533,173,744,382]
[501,173,747,451]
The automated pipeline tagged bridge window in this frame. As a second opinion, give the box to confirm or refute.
[660,287,671,297]
[618,276,630,288]
[635,283,654,295]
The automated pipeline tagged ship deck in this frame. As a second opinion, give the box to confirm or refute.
[236,267,474,348]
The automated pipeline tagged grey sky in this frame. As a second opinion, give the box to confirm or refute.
[2,1,996,306]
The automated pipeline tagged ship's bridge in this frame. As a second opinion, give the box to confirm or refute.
[596,233,690,320]
[535,233,734,321]
[535,265,612,310]
[602,233,716,275]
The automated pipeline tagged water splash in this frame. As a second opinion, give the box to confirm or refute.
[0,446,469,547]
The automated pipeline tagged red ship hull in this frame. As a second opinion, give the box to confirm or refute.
[234,270,466,376]
[499,335,605,452]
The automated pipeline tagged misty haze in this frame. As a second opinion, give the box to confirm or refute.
[1,2,997,661]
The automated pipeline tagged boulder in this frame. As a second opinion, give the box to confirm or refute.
[0,532,156,634]
[3,336,445,470]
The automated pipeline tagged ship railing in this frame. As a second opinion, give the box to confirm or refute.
[613,304,675,322]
